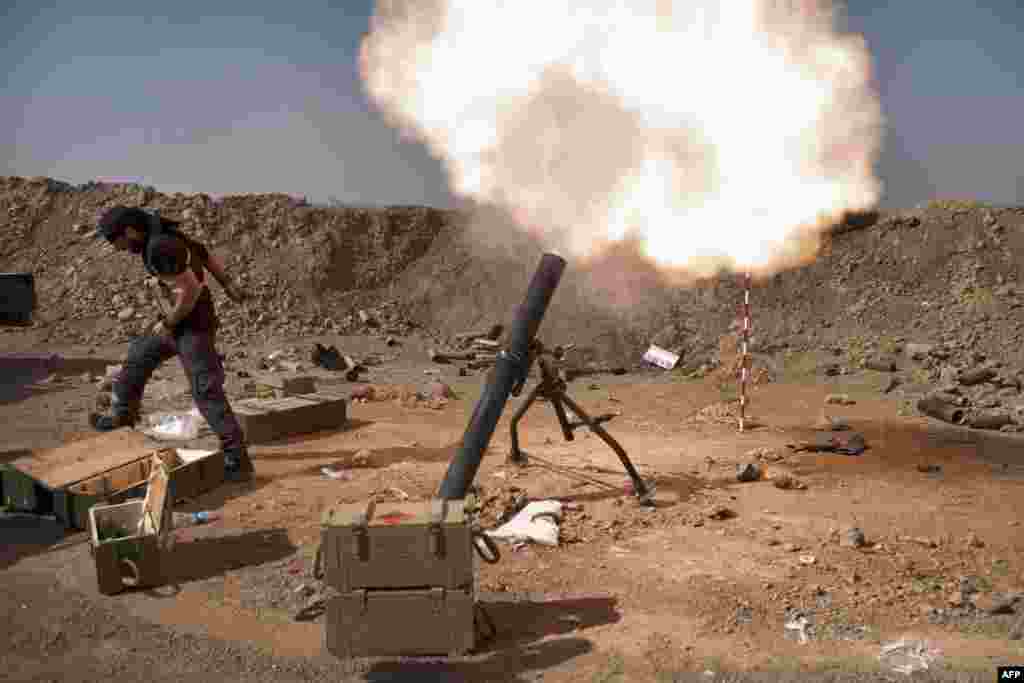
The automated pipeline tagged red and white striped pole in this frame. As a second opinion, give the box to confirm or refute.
[739,271,752,432]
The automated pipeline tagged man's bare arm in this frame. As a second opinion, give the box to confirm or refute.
[205,252,246,302]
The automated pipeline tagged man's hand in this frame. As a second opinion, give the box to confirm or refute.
[152,320,172,337]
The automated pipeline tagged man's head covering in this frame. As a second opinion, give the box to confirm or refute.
[95,205,152,241]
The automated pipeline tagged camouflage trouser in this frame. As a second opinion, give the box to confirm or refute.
[111,327,246,458]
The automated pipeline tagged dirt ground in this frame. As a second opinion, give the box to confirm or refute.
[2,331,1024,682]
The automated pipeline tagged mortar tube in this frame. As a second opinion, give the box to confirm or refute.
[917,396,967,425]
[437,253,567,501]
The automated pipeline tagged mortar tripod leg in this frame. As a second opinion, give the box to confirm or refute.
[558,393,652,501]
[549,394,575,442]
[508,382,543,465]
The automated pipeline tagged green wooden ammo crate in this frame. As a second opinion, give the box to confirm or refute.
[88,456,173,595]
[320,498,477,593]
[232,391,348,444]
[325,586,476,658]
[2,431,224,529]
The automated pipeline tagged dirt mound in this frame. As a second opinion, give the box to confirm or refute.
[2,175,1024,375]
[0,176,451,347]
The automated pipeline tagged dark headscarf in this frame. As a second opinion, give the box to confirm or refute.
[96,206,181,241]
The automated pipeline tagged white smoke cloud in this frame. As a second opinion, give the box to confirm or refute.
[361,0,883,276]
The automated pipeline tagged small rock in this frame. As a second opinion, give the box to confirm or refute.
[352,449,372,467]
[1011,615,1024,640]
[782,542,801,553]
[813,415,850,431]
[736,463,761,482]
[843,527,867,548]
[964,533,985,549]
[426,380,454,400]
[799,554,817,565]
[772,474,806,490]
[350,385,374,401]
[747,447,784,462]
[824,393,855,406]
[706,505,736,520]
[958,575,981,596]
[904,343,934,360]
[117,307,136,321]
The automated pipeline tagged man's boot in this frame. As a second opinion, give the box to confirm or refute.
[89,411,138,432]
[224,447,254,482]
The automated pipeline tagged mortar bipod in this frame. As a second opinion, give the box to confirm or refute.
[506,341,654,505]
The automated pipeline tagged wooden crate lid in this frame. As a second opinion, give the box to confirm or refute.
[141,456,171,535]
[6,430,155,490]
[321,498,470,528]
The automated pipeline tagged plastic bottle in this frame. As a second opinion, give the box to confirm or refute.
[172,510,221,526]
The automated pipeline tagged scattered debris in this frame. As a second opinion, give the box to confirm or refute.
[352,449,372,467]
[172,510,221,526]
[320,466,352,481]
[783,609,814,644]
[147,408,203,440]
[772,474,806,490]
[824,393,856,406]
[788,432,868,455]
[958,367,996,386]
[916,463,942,474]
[813,414,850,431]
[486,500,562,547]
[736,463,761,482]
[877,639,942,675]
[706,505,736,521]
[641,344,680,370]
[968,409,1012,430]
[917,396,967,425]
[747,446,786,462]
[865,356,897,372]
[843,527,867,548]
[311,343,362,380]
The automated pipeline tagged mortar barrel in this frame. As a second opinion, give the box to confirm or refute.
[437,252,566,500]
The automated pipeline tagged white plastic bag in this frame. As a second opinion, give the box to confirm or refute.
[148,408,202,440]
[486,500,563,547]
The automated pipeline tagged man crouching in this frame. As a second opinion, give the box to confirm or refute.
[91,205,254,482]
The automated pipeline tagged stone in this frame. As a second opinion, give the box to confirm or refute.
[117,307,136,321]
[843,527,867,548]
[736,463,761,482]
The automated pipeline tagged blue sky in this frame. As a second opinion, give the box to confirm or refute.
[3,1,1022,208]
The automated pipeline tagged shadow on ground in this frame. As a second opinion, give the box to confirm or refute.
[252,418,376,447]
[362,636,594,683]
[0,354,119,405]
[0,512,70,571]
[283,442,460,476]
[155,527,296,589]
[359,595,618,682]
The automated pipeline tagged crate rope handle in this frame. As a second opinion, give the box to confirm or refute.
[120,559,141,587]
[471,526,501,564]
